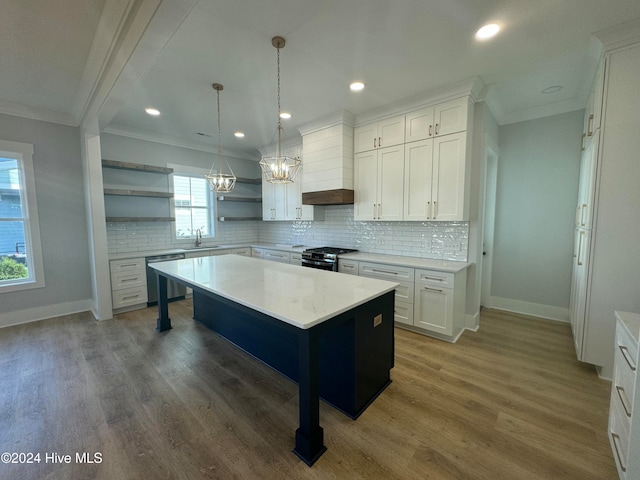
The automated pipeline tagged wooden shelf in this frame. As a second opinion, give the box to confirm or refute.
[235,177,262,185]
[102,159,173,175]
[217,195,261,203]
[218,216,262,222]
[106,217,175,223]
[104,188,173,198]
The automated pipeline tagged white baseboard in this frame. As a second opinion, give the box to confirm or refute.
[0,299,94,329]
[489,296,569,323]
[465,312,480,331]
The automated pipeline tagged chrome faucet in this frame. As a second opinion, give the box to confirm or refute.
[195,228,202,247]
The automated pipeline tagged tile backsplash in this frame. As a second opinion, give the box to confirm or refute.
[259,205,469,261]
[107,205,468,262]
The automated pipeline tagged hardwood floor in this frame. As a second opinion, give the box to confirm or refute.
[0,302,617,479]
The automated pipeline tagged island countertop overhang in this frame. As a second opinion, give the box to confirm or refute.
[149,255,398,329]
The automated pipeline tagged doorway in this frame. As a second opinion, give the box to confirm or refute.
[481,143,498,308]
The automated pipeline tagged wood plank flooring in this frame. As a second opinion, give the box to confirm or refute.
[0,302,617,479]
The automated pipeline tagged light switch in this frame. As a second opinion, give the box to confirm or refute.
[373,314,382,327]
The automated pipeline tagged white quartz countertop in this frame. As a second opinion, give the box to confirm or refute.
[149,255,398,330]
[109,243,310,261]
[338,252,470,273]
[616,310,640,342]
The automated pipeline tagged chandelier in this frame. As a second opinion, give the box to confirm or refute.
[259,36,301,184]
[205,83,236,192]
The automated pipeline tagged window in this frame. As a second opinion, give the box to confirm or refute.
[173,173,215,238]
[0,140,45,292]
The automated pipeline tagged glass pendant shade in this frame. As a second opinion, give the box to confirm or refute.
[259,36,300,184]
[205,83,236,192]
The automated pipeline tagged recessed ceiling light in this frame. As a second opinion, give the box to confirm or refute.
[475,23,500,41]
[350,82,365,91]
[234,132,245,138]
[145,107,161,116]
[542,85,563,94]
[279,112,292,119]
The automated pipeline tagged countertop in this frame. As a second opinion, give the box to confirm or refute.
[338,252,471,273]
[109,243,308,261]
[616,310,640,343]
[149,255,398,330]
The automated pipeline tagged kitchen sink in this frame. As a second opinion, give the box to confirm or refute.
[183,245,220,250]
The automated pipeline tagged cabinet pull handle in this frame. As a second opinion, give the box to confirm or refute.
[429,125,433,137]
[374,137,377,148]
[122,294,140,301]
[587,114,594,136]
[616,386,632,417]
[611,433,627,472]
[619,345,637,371]
[423,276,444,282]
[372,268,398,275]
[435,123,439,135]
[426,201,431,219]
[373,203,377,219]
[121,277,139,283]
[378,203,381,219]
[433,201,437,219]
[119,263,137,268]
[423,286,444,293]
[379,136,382,147]
[580,203,587,226]
[581,133,586,151]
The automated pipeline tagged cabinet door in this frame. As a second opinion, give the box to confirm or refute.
[262,178,275,220]
[404,138,433,221]
[577,131,599,229]
[354,151,378,220]
[377,145,405,221]
[433,98,468,137]
[431,132,466,221]
[414,284,453,335]
[354,123,378,153]
[572,228,590,360]
[378,115,405,148]
[405,107,435,143]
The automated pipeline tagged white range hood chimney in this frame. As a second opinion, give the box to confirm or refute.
[297,111,355,205]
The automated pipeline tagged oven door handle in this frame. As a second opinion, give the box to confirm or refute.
[302,258,333,267]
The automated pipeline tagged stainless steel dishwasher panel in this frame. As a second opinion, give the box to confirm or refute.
[146,253,186,305]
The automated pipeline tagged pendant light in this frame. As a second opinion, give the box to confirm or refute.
[205,83,236,192]
[259,36,301,184]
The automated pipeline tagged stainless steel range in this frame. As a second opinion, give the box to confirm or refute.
[301,246,358,271]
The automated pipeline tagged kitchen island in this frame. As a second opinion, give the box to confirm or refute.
[149,254,397,466]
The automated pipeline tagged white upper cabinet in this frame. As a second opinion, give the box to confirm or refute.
[354,115,405,153]
[403,132,467,221]
[405,97,469,143]
[354,145,404,221]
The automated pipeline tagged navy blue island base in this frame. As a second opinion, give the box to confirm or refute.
[154,271,395,466]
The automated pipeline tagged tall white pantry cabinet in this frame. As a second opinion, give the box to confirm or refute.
[569,35,640,379]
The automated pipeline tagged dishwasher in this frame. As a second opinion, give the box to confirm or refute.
[146,253,187,306]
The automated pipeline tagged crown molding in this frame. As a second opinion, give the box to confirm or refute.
[296,110,355,136]
[499,98,584,126]
[0,100,78,127]
[102,125,259,161]
[593,17,640,52]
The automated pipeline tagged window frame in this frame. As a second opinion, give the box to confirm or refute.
[169,165,217,244]
[0,139,45,293]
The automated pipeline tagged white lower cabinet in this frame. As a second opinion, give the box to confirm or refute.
[358,262,415,327]
[110,257,147,311]
[338,259,359,275]
[290,252,302,265]
[414,269,466,340]
[609,311,640,479]
[231,247,251,257]
[252,247,291,263]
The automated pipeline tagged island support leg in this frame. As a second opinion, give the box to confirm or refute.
[293,328,326,466]
[155,274,172,332]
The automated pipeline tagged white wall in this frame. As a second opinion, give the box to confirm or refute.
[490,110,583,320]
[0,113,93,326]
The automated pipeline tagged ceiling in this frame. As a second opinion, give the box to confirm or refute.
[1,0,639,159]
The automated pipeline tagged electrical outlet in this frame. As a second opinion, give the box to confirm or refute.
[373,314,382,327]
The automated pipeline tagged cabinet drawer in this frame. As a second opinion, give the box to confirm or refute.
[232,247,251,257]
[614,347,636,420]
[111,269,146,290]
[609,393,631,476]
[391,280,414,304]
[359,262,414,282]
[290,253,302,265]
[112,286,148,309]
[252,248,264,258]
[263,249,290,263]
[110,257,145,274]
[338,259,359,275]
[394,300,414,326]
[415,269,454,288]
[617,323,638,371]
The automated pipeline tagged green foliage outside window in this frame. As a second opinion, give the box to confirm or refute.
[0,256,28,280]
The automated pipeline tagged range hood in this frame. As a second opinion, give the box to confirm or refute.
[298,111,355,206]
